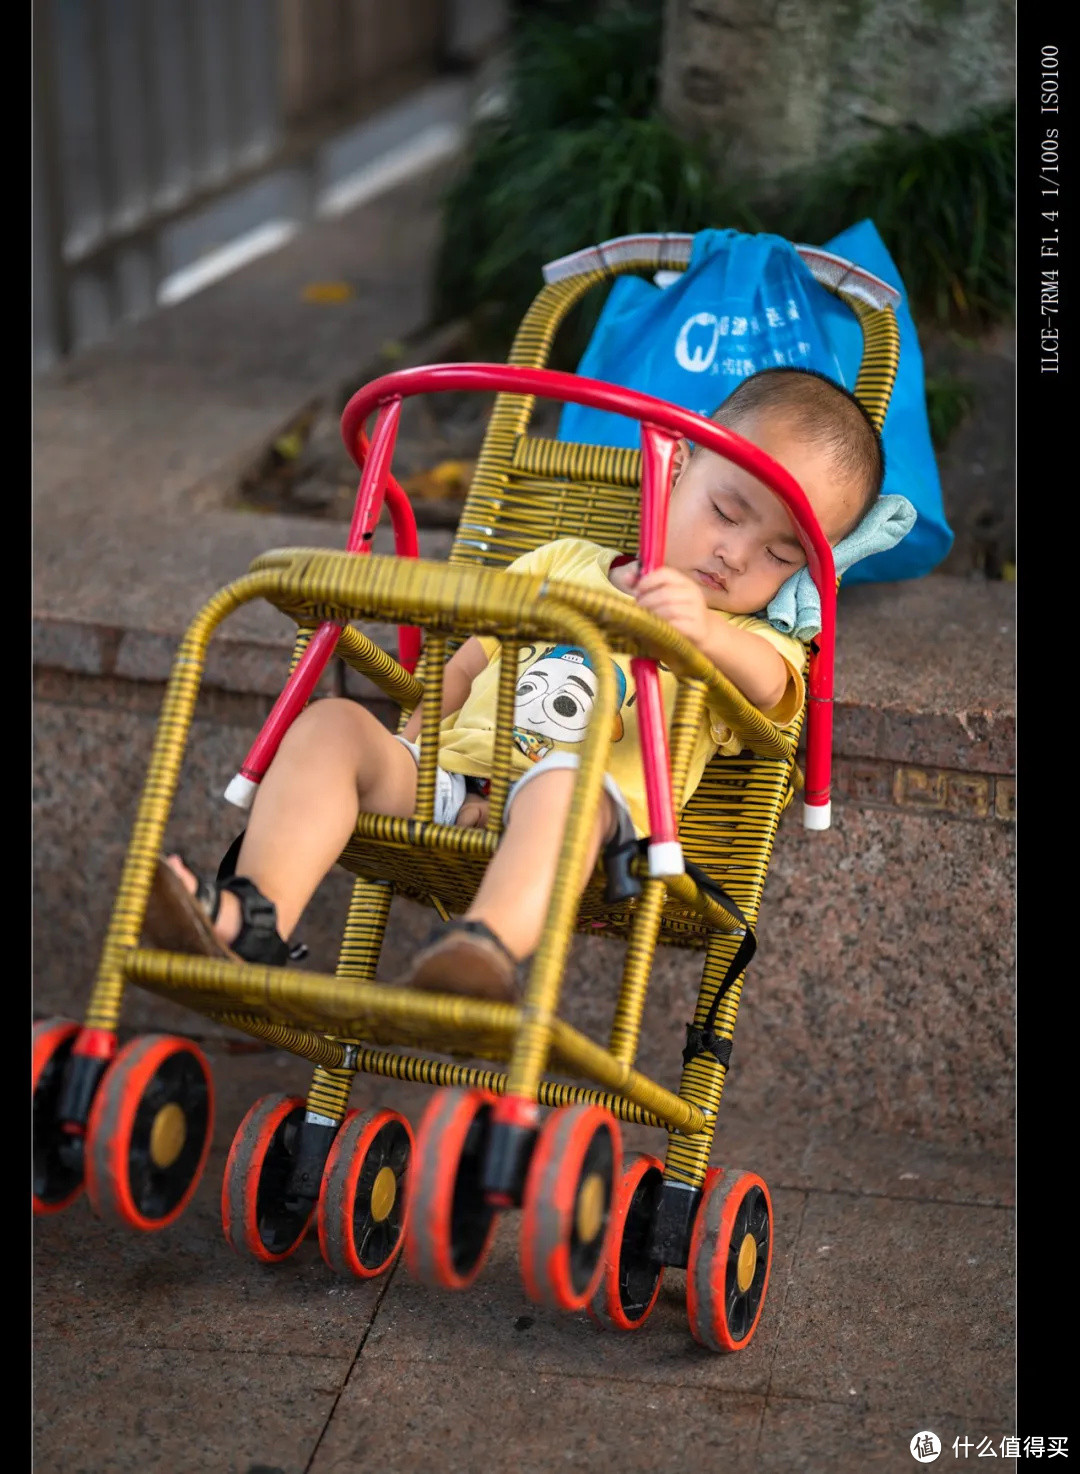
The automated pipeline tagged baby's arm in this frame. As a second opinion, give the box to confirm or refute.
[399,635,490,743]
[631,567,789,711]
[695,615,789,711]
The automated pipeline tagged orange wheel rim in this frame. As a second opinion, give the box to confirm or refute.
[222,1094,311,1263]
[32,1020,84,1216]
[86,1036,213,1233]
[589,1154,665,1332]
[319,1108,413,1279]
[404,1090,496,1290]
[688,1170,772,1352]
[521,1106,621,1312]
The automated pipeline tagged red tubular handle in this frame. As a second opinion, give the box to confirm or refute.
[231,400,418,803]
[233,363,833,820]
[344,364,834,820]
[235,622,344,786]
[351,405,421,670]
[634,426,681,869]
[346,399,403,553]
[348,418,422,669]
[381,475,421,672]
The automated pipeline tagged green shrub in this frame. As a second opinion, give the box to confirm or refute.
[508,0,663,129]
[435,5,1014,371]
[436,118,756,358]
[924,373,978,450]
[434,0,760,356]
[773,107,1015,330]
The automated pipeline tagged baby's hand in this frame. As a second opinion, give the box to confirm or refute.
[632,566,710,648]
[455,797,491,830]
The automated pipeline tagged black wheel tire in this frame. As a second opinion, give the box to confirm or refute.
[84,1034,214,1232]
[221,1094,314,1262]
[32,1018,84,1215]
[520,1105,622,1311]
[687,1168,773,1352]
[588,1153,665,1331]
[319,1108,414,1278]
[403,1090,499,1289]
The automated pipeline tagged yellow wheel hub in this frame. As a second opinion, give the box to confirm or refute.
[148,1103,187,1169]
[370,1165,397,1223]
[575,1172,605,1244]
[736,1232,758,1293]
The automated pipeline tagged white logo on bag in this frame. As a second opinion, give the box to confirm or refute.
[675,312,721,372]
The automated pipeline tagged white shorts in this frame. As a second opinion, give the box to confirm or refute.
[393,737,635,837]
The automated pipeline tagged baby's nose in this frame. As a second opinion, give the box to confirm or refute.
[715,539,744,574]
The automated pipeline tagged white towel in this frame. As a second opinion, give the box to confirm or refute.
[765,494,918,641]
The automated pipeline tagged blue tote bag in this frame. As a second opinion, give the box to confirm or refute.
[556,222,952,584]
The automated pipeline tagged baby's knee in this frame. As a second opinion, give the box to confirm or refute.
[505,769,618,841]
[595,790,618,843]
[284,696,372,748]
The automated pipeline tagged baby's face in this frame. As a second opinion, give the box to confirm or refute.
[663,412,861,615]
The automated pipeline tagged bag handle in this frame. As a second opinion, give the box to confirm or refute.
[543,232,901,311]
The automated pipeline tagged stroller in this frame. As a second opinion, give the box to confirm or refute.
[32,232,900,1352]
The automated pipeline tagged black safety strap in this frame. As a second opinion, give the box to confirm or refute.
[632,841,755,1071]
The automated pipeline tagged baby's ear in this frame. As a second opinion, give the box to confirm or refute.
[669,439,691,484]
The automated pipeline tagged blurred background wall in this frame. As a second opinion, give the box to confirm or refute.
[32,0,1015,585]
[32,0,506,371]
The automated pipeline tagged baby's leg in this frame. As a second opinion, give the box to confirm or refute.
[168,698,418,945]
[466,769,618,961]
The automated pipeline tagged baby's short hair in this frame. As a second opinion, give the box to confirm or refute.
[704,367,885,534]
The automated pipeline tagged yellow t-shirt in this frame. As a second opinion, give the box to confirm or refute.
[436,537,806,835]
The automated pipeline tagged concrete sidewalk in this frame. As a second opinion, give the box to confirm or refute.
[33,134,1015,1471]
[33,1042,1014,1474]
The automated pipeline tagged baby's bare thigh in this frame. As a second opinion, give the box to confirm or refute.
[287,698,418,817]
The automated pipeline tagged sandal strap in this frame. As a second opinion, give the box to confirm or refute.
[173,854,224,925]
[219,876,307,966]
[426,918,518,966]
[193,874,222,924]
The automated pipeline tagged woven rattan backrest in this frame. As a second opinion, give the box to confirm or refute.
[449,254,899,574]
[439,246,900,934]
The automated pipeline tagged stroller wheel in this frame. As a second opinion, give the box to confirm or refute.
[318,1107,413,1279]
[587,1153,665,1331]
[520,1104,621,1312]
[686,1167,773,1353]
[85,1035,214,1232]
[32,1018,84,1215]
[222,1094,314,1262]
[404,1089,498,1290]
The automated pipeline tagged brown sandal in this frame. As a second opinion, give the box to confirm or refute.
[401,919,521,1003]
[143,858,304,966]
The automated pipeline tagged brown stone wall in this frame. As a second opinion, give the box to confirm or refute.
[33,659,1014,1154]
[658,0,1015,181]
